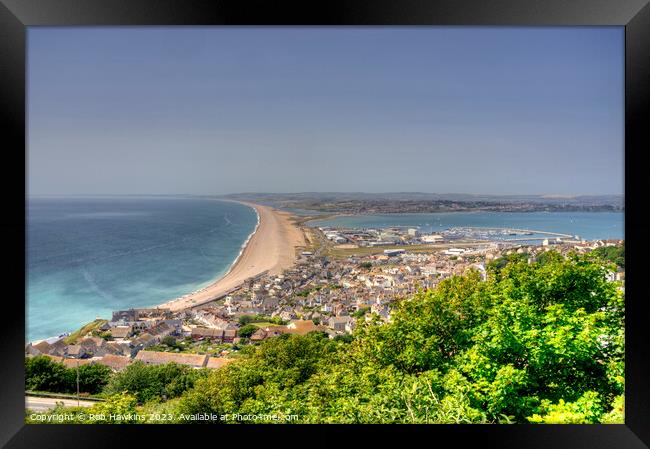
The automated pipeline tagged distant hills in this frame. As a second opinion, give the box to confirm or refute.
[218,192,624,214]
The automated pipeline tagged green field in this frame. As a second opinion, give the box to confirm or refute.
[251,322,280,328]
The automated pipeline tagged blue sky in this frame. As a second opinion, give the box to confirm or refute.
[28,27,624,195]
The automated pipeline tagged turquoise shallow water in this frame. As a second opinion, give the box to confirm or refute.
[309,211,624,241]
[26,197,258,342]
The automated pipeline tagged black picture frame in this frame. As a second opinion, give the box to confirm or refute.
[1,0,648,447]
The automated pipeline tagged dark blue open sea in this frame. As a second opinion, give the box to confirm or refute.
[26,197,258,342]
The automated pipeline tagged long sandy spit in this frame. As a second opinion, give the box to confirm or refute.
[158,202,305,312]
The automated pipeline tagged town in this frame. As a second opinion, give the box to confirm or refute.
[25,225,624,375]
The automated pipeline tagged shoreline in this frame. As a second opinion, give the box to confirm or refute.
[157,201,306,312]
[305,209,624,222]
[27,199,621,342]
[27,200,305,343]
[164,202,262,305]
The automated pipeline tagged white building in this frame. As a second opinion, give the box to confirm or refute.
[421,234,444,243]
[444,248,466,256]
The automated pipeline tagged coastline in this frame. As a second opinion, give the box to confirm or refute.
[153,203,261,311]
[28,199,305,344]
[157,202,305,312]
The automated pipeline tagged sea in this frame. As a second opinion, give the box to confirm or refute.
[26,197,258,342]
[308,211,624,241]
[27,200,624,343]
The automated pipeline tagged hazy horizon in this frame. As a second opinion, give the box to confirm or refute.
[28,27,624,196]
[27,191,624,198]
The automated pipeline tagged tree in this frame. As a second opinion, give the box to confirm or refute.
[25,356,71,393]
[105,361,207,403]
[592,243,625,269]
[73,363,112,394]
[238,315,254,325]
[352,307,369,318]
[333,334,354,344]
[175,332,337,421]
[162,336,179,348]
[270,316,286,325]
[167,252,624,424]
[237,324,258,338]
[25,357,111,395]
[535,250,562,266]
[487,252,528,273]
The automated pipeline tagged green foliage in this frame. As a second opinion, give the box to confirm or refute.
[91,330,114,340]
[162,336,179,348]
[87,392,141,424]
[592,243,625,269]
[64,319,108,344]
[25,356,111,395]
[25,356,70,393]
[600,394,625,424]
[31,251,624,424]
[238,315,254,325]
[75,364,113,394]
[359,262,373,270]
[27,392,141,425]
[355,269,490,374]
[333,334,354,344]
[168,251,624,424]
[26,403,90,424]
[238,324,258,338]
[269,316,287,325]
[104,361,208,403]
[535,250,563,266]
[352,307,370,318]
[239,314,286,326]
[174,332,336,422]
[487,252,529,273]
[527,391,606,424]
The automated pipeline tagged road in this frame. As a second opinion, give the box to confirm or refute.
[25,396,97,411]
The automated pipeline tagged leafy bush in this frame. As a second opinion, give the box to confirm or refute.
[74,363,113,394]
[592,243,624,269]
[104,361,208,403]
[238,315,254,325]
[239,314,286,325]
[26,393,140,424]
[174,332,336,421]
[162,336,179,348]
[351,307,369,318]
[237,324,258,338]
[25,356,111,395]
[169,251,624,424]
[29,251,624,424]
[25,356,70,393]
[527,391,606,424]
